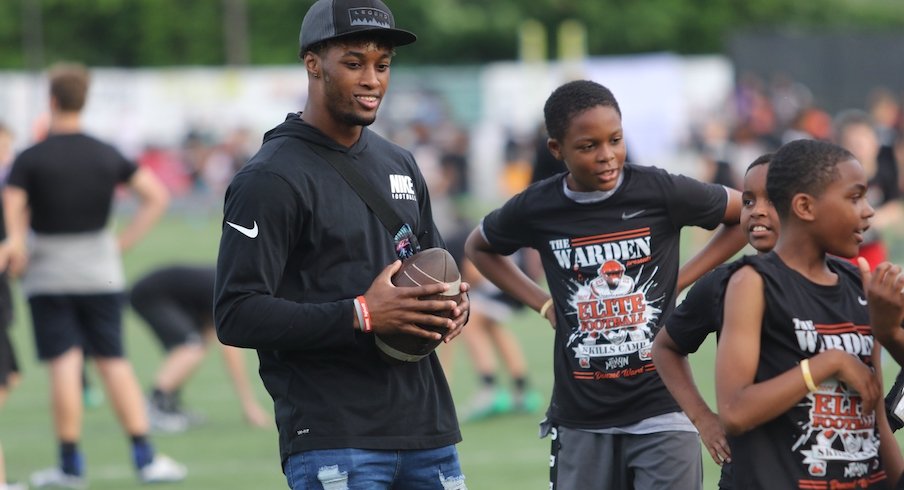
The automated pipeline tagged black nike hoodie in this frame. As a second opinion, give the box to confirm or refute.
[214,113,460,463]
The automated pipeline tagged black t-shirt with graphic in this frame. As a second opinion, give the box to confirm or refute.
[727,252,886,489]
[481,163,727,429]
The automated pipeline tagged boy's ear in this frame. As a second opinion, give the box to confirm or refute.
[790,193,816,222]
[547,138,564,161]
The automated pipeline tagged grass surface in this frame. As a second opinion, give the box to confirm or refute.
[2,211,903,489]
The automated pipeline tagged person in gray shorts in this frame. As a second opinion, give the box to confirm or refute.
[466,80,745,489]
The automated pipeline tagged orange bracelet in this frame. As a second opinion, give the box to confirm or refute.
[356,295,372,333]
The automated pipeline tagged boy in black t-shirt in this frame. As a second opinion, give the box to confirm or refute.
[716,139,904,489]
[652,153,776,490]
[465,80,746,489]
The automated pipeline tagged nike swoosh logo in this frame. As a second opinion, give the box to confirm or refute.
[226,220,259,238]
[858,296,868,306]
[622,210,645,220]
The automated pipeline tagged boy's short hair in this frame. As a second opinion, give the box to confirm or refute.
[48,63,90,112]
[543,80,621,141]
[745,153,773,174]
[767,139,854,218]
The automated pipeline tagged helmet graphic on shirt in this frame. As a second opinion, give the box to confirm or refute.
[599,260,625,287]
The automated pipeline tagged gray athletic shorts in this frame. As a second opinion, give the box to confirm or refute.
[548,425,703,490]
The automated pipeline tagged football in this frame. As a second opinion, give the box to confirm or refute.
[375,247,462,364]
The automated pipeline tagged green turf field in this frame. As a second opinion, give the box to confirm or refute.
[2,212,903,489]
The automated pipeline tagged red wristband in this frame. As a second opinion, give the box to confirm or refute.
[356,295,372,333]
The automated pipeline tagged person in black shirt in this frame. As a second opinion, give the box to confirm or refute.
[4,63,184,488]
[716,139,903,489]
[213,1,470,488]
[466,80,746,489]
[130,265,270,433]
[652,153,776,489]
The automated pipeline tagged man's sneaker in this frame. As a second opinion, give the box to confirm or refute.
[1,481,29,490]
[29,468,85,489]
[175,408,206,428]
[138,454,187,484]
[147,402,190,434]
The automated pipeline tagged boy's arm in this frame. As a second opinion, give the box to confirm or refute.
[677,187,746,291]
[716,266,881,435]
[118,167,169,252]
[464,227,552,322]
[652,328,730,465]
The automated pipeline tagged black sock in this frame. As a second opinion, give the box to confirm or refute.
[151,388,177,412]
[513,377,528,393]
[480,374,496,388]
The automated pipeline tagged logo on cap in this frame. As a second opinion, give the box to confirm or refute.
[348,8,391,28]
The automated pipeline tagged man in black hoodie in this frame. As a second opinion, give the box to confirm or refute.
[213,1,470,488]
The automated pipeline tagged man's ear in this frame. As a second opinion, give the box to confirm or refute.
[547,138,563,161]
[790,193,816,222]
[303,53,320,79]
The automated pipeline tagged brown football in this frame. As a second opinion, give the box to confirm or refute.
[375,248,462,364]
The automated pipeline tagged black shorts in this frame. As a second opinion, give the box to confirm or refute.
[0,327,20,386]
[130,297,205,351]
[29,293,125,361]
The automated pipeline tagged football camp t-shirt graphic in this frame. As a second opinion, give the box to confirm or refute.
[479,164,728,428]
[548,227,663,376]
[793,320,879,482]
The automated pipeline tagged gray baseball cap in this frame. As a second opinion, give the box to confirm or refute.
[299,0,417,53]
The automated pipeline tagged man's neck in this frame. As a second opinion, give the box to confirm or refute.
[49,111,81,134]
[299,107,363,148]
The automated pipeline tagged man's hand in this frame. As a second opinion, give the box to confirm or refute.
[3,239,28,278]
[362,261,460,340]
[443,282,470,343]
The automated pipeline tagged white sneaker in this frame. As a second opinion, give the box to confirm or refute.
[138,454,187,484]
[147,403,190,434]
[0,481,29,490]
[29,468,85,489]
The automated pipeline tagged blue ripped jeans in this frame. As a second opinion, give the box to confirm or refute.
[284,446,467,490]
